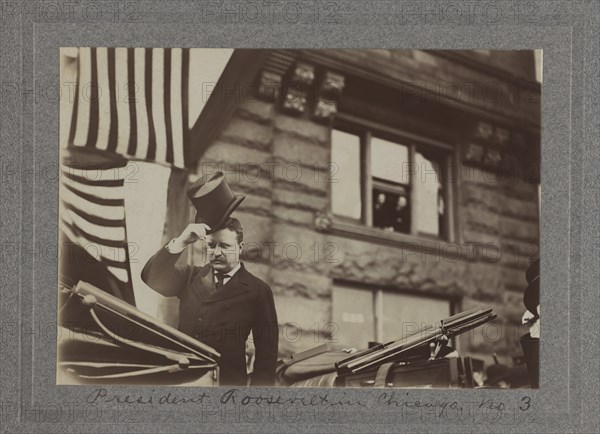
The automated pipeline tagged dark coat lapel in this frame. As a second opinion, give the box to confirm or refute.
[201,263,250,304]
[191,264,217,301]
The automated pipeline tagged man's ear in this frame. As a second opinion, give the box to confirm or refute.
[239,241,244,253]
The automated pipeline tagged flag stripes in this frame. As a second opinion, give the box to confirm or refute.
[59,164,132,286]
[96,47,111,151]
[67,47,189,169]
[114,47,130,156]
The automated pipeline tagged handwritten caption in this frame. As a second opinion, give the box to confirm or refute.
[68,388,538,424]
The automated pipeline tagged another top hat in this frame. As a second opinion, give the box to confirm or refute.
[484,363,510,386]
[187,172,245,232]
[523,258,540,316]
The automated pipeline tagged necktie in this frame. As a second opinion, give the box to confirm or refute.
[215,272,227,289]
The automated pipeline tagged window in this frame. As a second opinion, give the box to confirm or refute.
[331,119,452,240]
[332,284,453,349]
[331,130,361,220]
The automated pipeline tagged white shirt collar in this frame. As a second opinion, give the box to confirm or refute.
[216,262,242,277]
[226,262,242,277]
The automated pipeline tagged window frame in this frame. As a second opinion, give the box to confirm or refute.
[330,112,459,246]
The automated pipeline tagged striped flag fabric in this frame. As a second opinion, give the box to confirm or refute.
[59,157,135,304]
[64,47,190,169]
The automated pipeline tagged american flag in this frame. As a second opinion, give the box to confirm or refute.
[59,159,135,303]
[59,46,201,304]
[64,47,191,168]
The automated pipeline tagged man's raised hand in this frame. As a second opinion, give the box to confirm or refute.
[176,223,211,247]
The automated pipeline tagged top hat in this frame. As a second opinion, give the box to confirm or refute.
[484,363,510,386]
[187,171,245,232]
[523,258,540,316]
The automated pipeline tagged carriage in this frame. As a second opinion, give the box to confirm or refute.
[58,281,495,388]
[58,281,219,386]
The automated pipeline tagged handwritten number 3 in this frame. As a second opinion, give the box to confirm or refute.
[520,396,531,411]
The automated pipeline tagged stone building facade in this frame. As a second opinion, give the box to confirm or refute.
[188,49,541,366]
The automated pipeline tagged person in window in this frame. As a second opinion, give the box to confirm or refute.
[392,194,411,234]
[373,192,390,230]
[438,189,445,238]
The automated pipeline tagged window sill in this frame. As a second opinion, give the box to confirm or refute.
[326,218,475,262]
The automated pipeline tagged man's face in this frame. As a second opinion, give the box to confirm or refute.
[206,228,243,273]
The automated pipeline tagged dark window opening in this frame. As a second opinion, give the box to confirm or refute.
[331,122,451,240]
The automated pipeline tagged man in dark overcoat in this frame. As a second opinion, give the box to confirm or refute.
[141,173,278,386]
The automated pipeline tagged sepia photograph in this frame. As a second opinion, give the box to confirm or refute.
[57,47,541,389]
